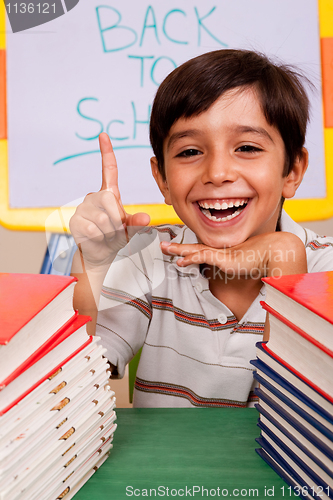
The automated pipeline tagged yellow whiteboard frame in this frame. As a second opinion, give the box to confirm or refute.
[0,0,333,232]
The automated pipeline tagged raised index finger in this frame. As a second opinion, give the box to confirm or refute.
[99,132,121,199]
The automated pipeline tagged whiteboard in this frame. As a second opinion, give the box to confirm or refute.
[1,0,333,230]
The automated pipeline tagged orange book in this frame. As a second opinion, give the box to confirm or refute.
[0,273,78,385]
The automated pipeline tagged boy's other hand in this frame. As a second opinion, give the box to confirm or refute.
[69,133,150,269]
[160,232,307,279]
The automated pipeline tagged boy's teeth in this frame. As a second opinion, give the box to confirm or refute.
[198,198,248,223]
[198,199,247,210]
[200,208,242,222]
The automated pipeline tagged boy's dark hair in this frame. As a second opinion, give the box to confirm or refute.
[149,49,310,180]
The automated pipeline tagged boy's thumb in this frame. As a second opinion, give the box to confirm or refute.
[125,212,151,239]
[128,212,150,227]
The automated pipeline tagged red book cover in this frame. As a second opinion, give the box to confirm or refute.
[0,338,93,416]
[261,342,333,404]
[0,314,93,415]
[261,301,333,358]
[0,313,91,389]
[0,273,77,345]
[262,271,333,325]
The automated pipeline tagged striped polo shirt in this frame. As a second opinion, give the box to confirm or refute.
[96,210,333,408]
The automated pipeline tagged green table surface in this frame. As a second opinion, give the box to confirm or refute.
[74,408,292,500]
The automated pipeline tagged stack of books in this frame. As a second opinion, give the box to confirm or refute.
[252,271,333,500]
[0,273,117,500]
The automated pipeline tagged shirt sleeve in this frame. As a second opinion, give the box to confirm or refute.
[95,228,166,378]
[305,231,333,273]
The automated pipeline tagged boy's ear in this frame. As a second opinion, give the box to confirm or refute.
[150,157,172,205]
[282,148,309,199]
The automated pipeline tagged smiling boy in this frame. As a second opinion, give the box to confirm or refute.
[70,50,333,407]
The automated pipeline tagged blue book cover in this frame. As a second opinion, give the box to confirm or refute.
[256,387,333,449]
[257,418,333,480]
[251,357,333,424]
[256,436,333,499]
[255,399,333,460]
[255,447,315,500]
[252,342,333,414]
[254,374,333,439]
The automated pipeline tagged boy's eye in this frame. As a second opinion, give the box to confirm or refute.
[236,145,263,153]
[176,148,202,158]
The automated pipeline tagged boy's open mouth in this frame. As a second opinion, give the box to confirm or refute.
[197,199,248,222]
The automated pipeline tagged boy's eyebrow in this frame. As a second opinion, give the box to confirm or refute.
[233,125,275,143]
[166,129,203,151]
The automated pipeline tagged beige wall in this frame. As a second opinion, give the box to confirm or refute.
[298,217,333,237]
[0,224,47,273]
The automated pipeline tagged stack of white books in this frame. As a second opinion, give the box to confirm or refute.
[0,273,117,500]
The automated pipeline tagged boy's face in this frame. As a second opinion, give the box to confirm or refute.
[152,87,306,248]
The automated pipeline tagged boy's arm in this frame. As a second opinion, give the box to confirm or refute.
[160,231,307,277]
[70,252,110,335]
[69,133,150,335]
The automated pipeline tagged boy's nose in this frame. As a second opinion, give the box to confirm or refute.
[201,153,238,185]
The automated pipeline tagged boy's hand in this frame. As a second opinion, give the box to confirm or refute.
[69,133,150,269]
[160,232,307,278]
